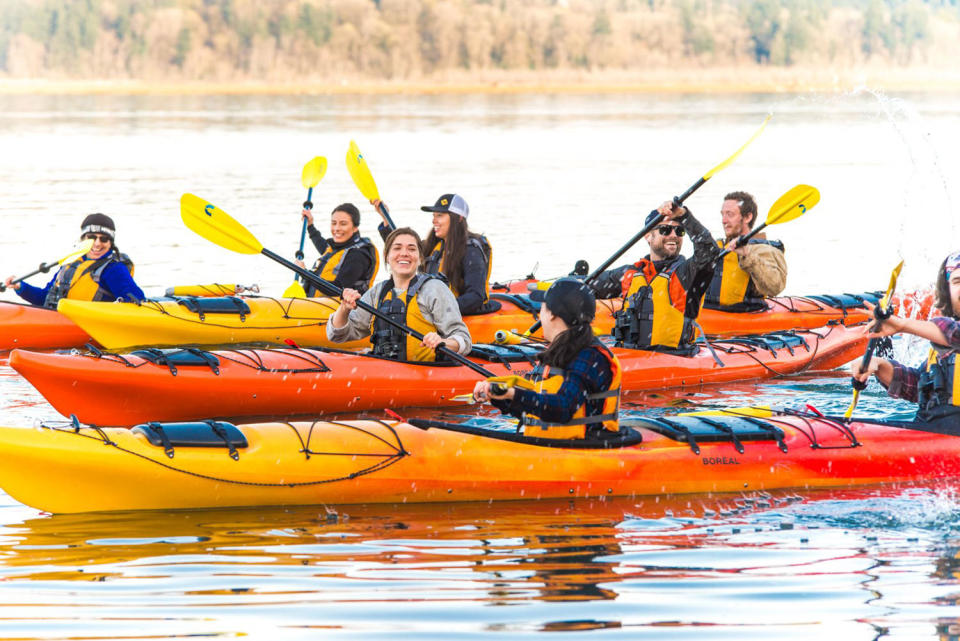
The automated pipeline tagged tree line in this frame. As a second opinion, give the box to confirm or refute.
[1,0,957,81]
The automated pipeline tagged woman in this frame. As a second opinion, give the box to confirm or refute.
[326,227,472,362]
[297,203,378,296]
[4,213,144,309]
[473,278,623,439]
[372,194,497,316]
[850,251,960,424]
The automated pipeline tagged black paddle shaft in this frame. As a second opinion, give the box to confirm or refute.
[260,247,496,378]
[852,306,894,391]
[0,260,57,292]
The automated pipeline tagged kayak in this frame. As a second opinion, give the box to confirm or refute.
[56,286,889,351]
[0,410,957,513]
[0,301,90,351]
[12,323,868,426]
[56,294,542,350]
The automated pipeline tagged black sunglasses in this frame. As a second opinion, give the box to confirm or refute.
[655,224,685,237]
[83,233,112,243]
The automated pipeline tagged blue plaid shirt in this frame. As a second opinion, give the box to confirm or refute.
[886,317,960,402]
[492,345,614,424]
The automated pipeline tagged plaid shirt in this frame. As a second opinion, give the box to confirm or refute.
[886,317,960,402]
[492,345,614,425]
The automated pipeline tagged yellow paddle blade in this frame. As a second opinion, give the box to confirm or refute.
[301,156,327,189]
[843,390,860,419]
[681,406,774,418]
[879,260,905,311]
[765,184,820,226]
[58,239,94,265]
[702,114,771,180]
[283,279,307,298]
[345,140,380,201]
[180,193,264,255]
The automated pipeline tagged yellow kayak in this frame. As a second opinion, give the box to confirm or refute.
[57,294,540,350]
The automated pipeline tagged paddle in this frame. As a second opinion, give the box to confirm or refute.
[523,114,771,335]
[181,193,498,380]
[0,239,94,293]
[843,260,904,419]
[346,140,396,230]
[284,156,328,298]
[718,184,819,257]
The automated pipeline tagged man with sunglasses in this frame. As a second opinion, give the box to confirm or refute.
[703,191,786,312]
[591,200,719,353]
[4,213,144,309]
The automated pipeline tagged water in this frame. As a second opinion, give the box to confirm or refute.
[1,90,960,638]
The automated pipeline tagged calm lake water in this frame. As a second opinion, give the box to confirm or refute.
[1,90,960,639]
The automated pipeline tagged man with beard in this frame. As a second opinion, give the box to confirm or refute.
[590,201,719,353]
[703,191,786,312]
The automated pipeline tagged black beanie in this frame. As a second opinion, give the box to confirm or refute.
[80,213,116,240]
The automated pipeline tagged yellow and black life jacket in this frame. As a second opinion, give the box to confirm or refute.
[521,342,623,440]
[916,347,960,423]
[424,235,495,311]
[305,235,379,296]
[43,251,135,310]
[704,238,784,311]
[612,258,697,351]
[370,274,442,362]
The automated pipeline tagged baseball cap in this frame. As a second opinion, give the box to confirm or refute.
[421,193,469,218]
[528,277,596,327]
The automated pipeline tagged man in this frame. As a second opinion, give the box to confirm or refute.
[704,191,786,312]
[4,213,144,308]
[591,200,720,353]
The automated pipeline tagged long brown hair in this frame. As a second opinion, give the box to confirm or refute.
[934,256,958,319]
[539,323,596,368]
[423,214,483,293]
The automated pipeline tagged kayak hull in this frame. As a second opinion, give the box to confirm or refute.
[0,301,90,351]
[0,414,957,513]
[12,323,867,425]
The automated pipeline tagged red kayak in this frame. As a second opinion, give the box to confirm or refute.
[12,323,868,426]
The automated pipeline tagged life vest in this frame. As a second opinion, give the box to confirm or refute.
[305,235,379,296]
[43,251,135,310]
[370,274,442,362]
[521,342,622,440]
[916,347,960,423]
[704,238,784,311]
[424,235,494,311]
[612,258,697,350]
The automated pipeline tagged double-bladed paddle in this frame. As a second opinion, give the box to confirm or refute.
[844,260,904,419]
[524,115,771,335]
[180,193,498,379]
[1,239,94,293]
[346,140,397,230]
[284,156,328,298]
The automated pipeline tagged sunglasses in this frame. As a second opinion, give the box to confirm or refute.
[655,224,685,237]
[83,233,112,243]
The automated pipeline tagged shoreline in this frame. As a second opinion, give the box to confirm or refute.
[1,67,958,96]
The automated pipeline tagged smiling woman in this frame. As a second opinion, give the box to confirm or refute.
[326,226,472,362]
[2,213,144,308]
[296,203,379,296]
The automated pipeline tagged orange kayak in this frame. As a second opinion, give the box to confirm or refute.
[12,323,868,426]
[0,301,91,351]
[0,409,958,513]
